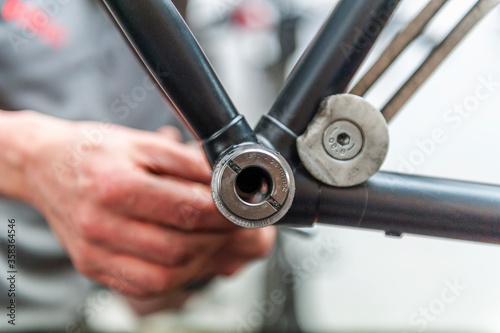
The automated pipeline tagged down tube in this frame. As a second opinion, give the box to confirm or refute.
[256,0,400,162]
[101,0,257,166]
[285,170,500,244]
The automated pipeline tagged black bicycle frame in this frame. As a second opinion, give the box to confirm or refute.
[101,0,257,166]
[101,0,500,245]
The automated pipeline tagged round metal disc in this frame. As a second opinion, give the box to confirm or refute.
[297,94,389,187]
[211,144,295,228]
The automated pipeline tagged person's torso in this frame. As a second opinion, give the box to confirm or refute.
[0,0,182,330]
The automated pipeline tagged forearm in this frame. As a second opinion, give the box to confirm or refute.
[0,110,61,204]
[0,110,34,201]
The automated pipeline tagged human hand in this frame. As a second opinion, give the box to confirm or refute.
[19,111,276,298]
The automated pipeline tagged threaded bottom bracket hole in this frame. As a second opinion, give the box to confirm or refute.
[235,166,273,205]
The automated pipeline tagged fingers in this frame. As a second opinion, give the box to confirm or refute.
[91,168,237,232]
[156,126,182,142]
[65,205,274,297]
[213,227,277,276]
[126,289,193,315]
[221,227,277,258]
[135,132,211,185]
[79,246,217,298]
[73,209,228,267]
[92,272,148,298]
[213,257,248,277]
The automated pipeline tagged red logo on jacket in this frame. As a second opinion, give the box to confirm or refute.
[2,0,67,48]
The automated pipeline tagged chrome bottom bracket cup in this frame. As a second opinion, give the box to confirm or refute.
[211,144,295,228]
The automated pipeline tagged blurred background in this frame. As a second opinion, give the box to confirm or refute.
[85,0,500,332]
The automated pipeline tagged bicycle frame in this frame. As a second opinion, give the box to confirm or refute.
[101,0,500,244]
